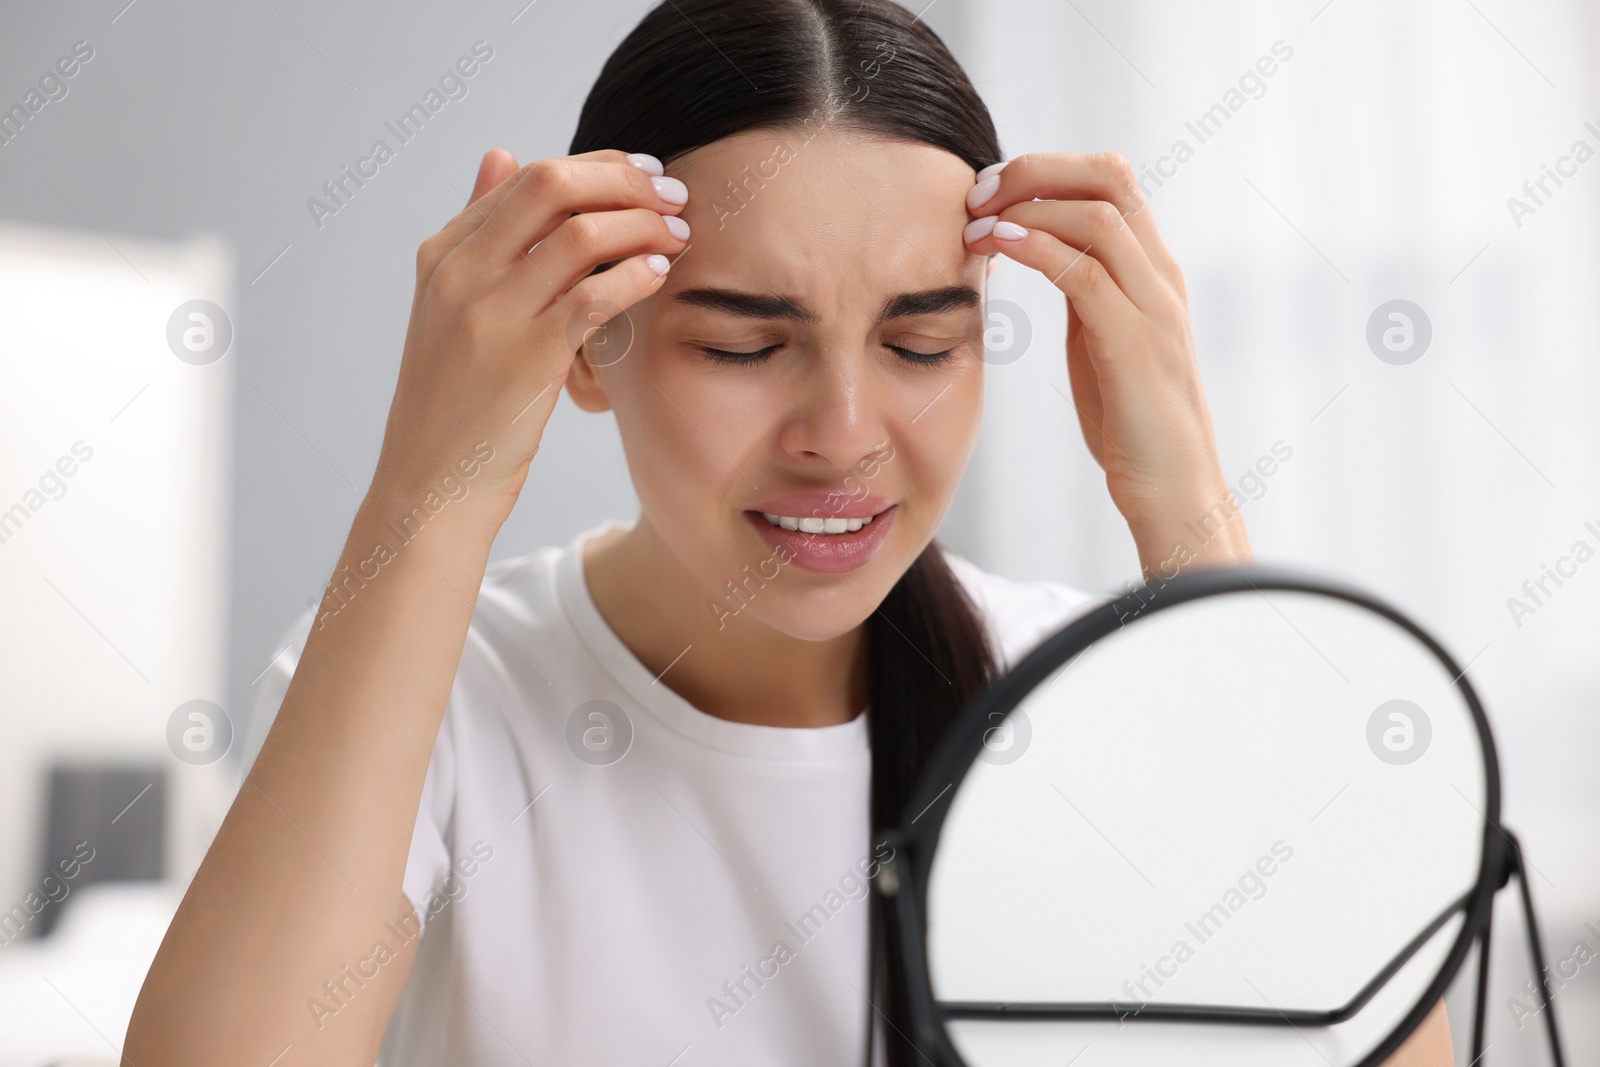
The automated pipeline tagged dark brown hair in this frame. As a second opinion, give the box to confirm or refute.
[571,2,1002,1061]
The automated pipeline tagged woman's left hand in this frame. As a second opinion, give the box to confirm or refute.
[962,151,1253,578]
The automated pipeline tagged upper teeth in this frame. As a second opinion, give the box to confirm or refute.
[762,513,874,534]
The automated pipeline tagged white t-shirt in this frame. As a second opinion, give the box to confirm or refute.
[238,518,1106,1067]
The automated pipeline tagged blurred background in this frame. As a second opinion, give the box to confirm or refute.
[0,0,1594,1063]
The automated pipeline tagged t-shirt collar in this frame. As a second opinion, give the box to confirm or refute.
[554,518,871,761]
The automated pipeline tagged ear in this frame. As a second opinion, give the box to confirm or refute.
[563,329,615,413]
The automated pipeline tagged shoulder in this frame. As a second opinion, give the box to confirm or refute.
[237,539,578,781]
[938,544,1112,671]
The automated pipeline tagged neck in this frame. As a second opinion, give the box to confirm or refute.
[582,517,869,728]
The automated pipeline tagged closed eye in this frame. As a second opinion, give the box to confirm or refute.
[697,343,955,366]
[699,344,781,366]
[887,344,955,366]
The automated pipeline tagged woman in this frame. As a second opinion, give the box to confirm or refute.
[126,0,1452,1064]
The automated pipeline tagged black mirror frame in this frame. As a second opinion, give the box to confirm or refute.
[872,562,1564,1067]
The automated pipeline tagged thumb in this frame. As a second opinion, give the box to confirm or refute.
[469,147,519,204]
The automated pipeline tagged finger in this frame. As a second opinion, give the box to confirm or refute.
[565,148,661,167]
[469,147,520,204]
[1065,303,1107,462]
[972,199,1170,313]
[470,148,640,207]
[431,150,661,270]
[493,206,686,313]
[425,150,533,261]
[966,152,1184,291]
[546,251,674,363]
[967,224,1138,343]
[465,155,686,267]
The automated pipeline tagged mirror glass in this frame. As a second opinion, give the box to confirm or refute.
[924,587,1489,1066]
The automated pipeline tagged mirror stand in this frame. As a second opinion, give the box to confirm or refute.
[1470,829,1568,1067]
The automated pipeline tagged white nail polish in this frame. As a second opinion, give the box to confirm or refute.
[964,215,999,243]
[663,215,690,240]
[976,160,1008,181]
[994,221,1028,241]
[651,175,689,204]
[646,254,671,276]
[627,153,664,175]
[967,173,1001,211]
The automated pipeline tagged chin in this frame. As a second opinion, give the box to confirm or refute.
[710,529,921,642]
[736,586,882,643]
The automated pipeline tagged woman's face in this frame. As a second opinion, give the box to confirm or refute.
[568,127,989,643]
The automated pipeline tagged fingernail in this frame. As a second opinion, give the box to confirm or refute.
[651,176,688,204]
[976,160,1008,181]
[627,153,664,175]
[646,254,671,276]
[663,215,690,240]
[963,215,999,243]
[994,221,1028,241]
[967,173,1001,211]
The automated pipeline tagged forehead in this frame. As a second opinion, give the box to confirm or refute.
[661,126,982,315]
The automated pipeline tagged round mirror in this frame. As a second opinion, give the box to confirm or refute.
[884,566,1504,1067]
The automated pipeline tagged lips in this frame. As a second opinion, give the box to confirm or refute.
[744,502,897,574]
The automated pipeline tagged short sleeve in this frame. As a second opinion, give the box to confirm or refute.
[236,607,456,932]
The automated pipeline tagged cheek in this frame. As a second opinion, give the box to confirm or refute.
[604,350,774,516]
[902,365,983,499]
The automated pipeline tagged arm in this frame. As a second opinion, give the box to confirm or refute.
[123,146,688,1066]
[1382,1000,1454,1066]
[122,492,496,1064]
[961,152,1253,580]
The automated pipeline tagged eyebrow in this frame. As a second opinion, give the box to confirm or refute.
[672,284,981,327]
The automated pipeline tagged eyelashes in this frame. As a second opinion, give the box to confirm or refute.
[699,344,781,365]
[697,344,955,367]
[889,345,956,367]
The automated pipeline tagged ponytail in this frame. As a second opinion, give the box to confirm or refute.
[866,542,999,1065]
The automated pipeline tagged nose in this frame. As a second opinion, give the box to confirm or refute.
[776,346,894,475]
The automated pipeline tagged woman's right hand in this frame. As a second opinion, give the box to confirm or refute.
[370,146,690,530]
